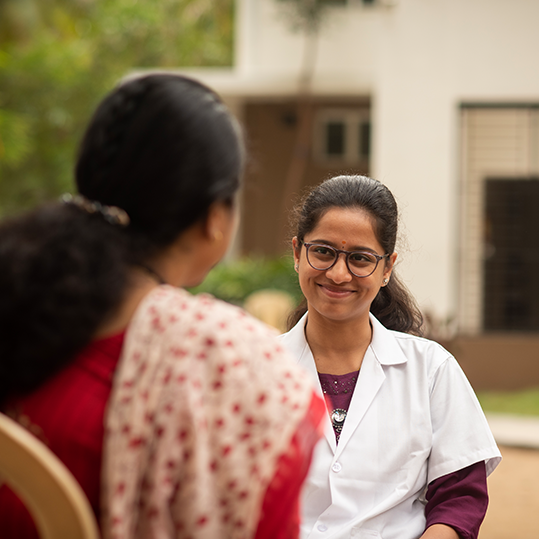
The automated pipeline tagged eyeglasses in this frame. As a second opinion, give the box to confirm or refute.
[302,242,389,278]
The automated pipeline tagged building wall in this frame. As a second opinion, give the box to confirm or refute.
[373,0,539,325]
[236,0,379,89]
[242,99,370,256]
[446,335,539,391]
[175,0,539,334]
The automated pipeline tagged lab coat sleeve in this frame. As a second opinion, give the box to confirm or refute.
[427,354,501,484]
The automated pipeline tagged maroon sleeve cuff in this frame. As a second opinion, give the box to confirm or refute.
[425,461,489,539]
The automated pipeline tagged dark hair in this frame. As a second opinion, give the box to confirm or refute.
[288,175,423,335]
[76,73,243,250]
[0,74,244,401]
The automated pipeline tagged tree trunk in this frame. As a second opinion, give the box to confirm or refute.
[280,27,319,238]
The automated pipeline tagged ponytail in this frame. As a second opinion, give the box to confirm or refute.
[287,299,307,331]
[370,274,423,335]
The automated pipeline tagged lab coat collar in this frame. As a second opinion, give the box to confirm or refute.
[281,312,408,454]
[283,312,409,366]
[369,313,408,366]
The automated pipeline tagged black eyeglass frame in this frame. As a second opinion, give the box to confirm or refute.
[302,242,390,278]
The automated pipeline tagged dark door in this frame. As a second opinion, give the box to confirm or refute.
[483,178,539,331]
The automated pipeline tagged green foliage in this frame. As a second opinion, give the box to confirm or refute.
[0,109,31,166]
[477,388,539,417]
[189,256,304,306]
[0,0,234,216]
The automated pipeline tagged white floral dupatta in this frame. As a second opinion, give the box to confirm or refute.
[101,286,317,539]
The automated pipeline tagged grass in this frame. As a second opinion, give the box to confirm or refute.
[476,388,539,416]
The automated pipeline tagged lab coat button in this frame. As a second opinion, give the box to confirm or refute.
[332,462,342,473]
[317,524,328,532]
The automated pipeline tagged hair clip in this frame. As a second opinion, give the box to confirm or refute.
[61,194,130,227]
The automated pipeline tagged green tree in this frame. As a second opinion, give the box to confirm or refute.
[0,0,234,216]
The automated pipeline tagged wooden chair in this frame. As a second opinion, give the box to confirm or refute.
[0,412,100,539]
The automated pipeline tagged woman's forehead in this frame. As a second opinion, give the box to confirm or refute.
[307,207,382,251]
[312,206,375,232]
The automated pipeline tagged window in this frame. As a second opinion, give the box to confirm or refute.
[314,108,371,165]
[483,178,539,331]
[326,122,345,155]
[459,106,539,334]
[359,120,371,158]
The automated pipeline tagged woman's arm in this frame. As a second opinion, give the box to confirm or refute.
[424,461,488,539]
[420,524,459,539]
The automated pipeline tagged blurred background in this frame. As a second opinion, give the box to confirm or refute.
[1,2,539,534]
[3,0,539,389]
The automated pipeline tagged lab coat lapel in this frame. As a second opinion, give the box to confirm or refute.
[294,330,338,453]
[334,347,384,455]
[279,315,337,453]
[279,313,409,455]
[334,314,408,456]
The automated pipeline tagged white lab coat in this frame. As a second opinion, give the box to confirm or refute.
[278,313,501,539]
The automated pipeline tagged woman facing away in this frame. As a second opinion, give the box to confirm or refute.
[278,175,501,539]
[0,73,325,539]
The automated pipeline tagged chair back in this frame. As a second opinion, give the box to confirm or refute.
[0,412,100,539]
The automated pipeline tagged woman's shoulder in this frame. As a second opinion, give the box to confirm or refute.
[128,285,290,371]
[139,285,278,339]
[389,326,448,351]
[372,315,454,372]
[121,284,311,404]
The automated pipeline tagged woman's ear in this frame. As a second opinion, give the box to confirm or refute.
[383,252,398,283]
[202,201,235,244]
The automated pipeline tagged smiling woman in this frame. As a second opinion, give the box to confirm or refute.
[279,175,502,539]
[289,176,422,335]
[293,206,397,339]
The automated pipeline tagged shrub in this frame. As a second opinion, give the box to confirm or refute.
[190,255,303,306]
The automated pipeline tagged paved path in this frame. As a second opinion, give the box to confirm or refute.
[480,445,539,538]
[480,414,539,538]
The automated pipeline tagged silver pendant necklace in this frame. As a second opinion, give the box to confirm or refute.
[331,408,347,435]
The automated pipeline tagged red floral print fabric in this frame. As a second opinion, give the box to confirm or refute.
[102,286,324,539]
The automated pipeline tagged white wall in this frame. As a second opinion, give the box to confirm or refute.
[374,0,539,323]
[187,0,539,326]
[234,0,382,94]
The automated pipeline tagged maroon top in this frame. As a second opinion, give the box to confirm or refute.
[318,370,488,539]
[425,461,488,539]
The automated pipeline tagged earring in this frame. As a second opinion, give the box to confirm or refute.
[383,278,389,286]
[295,264,299,271]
